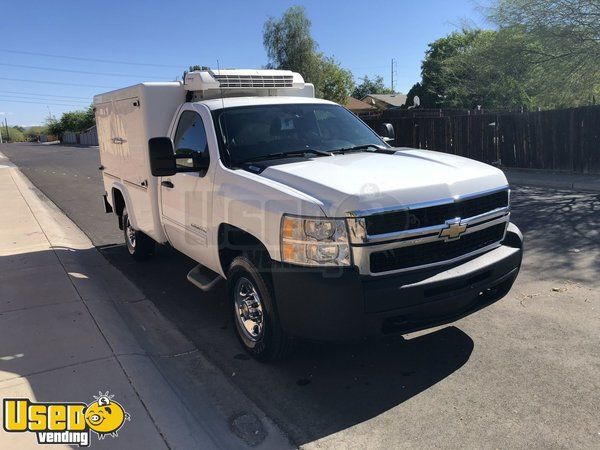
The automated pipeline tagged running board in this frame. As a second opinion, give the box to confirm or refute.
[187,264,223,292]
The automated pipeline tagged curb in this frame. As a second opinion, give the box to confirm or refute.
[504,171,600,193]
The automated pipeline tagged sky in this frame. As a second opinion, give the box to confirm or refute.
[2,0,487,126]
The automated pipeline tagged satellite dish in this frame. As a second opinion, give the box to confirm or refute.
[413,95,420,107]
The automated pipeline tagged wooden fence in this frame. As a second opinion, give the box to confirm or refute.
[362,106,600,173]
[62,125,98,146]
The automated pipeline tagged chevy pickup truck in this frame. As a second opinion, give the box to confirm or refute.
[94,69,522,360]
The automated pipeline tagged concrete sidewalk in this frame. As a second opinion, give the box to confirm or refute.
[504,168,600,192]
[0,154,291,449]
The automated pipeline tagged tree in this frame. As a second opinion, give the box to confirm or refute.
[0,127,26,142]
[319,56,355,104]
[352,75,393,100]
[408,27,543,110]
[403,82,426,108]
[263,6,354,103]
[438,28,537,110]
[488,0,600,107]
[410,29,482,108]
[407,2,600,110]
[24,126,48,142]
[45,105,95,136]
[263,6,321,84]
[46,116,63,137]
[60,109,94,132]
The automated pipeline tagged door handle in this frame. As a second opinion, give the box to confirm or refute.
[161,181,174,188]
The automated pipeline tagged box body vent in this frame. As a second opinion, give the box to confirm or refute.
[213,74,294,88]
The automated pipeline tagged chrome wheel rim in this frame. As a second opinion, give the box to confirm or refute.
[125,217,136,248]
[234,277,264,342]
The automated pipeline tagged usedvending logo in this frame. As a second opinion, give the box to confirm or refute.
[3,391,130,447]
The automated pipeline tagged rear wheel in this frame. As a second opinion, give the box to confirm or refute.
[228,255,294,361]
[123,207,155,260]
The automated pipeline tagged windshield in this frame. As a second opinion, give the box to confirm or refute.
[214,103,386,165]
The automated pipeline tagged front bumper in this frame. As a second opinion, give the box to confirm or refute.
[271,222,523,340]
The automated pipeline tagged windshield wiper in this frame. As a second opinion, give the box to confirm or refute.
[238,148,332,164]
[330,144,389,154]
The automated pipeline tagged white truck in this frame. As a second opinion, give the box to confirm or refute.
[94,69,523,361]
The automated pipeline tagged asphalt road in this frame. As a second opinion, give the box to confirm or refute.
[2,142,599,448]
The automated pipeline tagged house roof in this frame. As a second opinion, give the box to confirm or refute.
[345,97,377,111]
[362,93,407,107]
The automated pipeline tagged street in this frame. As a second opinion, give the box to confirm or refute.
[2,142,599,448]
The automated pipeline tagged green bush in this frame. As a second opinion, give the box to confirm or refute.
[45,105,95,136]
[1,127,26,142]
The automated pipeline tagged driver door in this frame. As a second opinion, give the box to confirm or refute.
[160,108,213,263]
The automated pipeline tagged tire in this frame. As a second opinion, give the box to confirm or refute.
[227,255,294,361]
[122,207,155,260]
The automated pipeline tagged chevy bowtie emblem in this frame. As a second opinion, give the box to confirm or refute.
[439,220,467,241]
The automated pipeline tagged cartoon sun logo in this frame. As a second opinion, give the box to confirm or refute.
[84,391,130,439]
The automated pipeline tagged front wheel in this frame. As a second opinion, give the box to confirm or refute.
[227,256,294,361]
[123,207,155,260]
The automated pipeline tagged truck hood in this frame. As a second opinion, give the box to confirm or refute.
[257,148,508,217]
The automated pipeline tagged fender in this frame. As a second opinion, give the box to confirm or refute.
[110,181,140,230]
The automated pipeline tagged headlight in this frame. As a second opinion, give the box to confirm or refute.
[280,215,350,266]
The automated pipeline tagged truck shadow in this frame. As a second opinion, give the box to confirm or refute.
[99,244,474,445]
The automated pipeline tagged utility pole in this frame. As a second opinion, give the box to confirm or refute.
[4,118,9,143]
[391,58,397,93]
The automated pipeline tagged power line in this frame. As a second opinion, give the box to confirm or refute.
[0,94,89,104]
[0,62,161,79]
[0,90,91,100]
[0,77,117,89]
[0,48,181,69]
[0,98,90,107]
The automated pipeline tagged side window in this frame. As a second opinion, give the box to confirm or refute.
[173,111,209,172]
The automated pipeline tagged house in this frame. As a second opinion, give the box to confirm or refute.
[344,97,378,114]
[361,93,407,109]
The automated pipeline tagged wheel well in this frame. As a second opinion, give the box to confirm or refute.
[218,224,270,274]
[112,188,126,230]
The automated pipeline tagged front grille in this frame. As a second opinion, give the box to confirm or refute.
[365,190,509,236]
[213,74,294,88]
[370,223,506,273]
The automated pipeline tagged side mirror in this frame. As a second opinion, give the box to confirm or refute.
[379,123,395,142]
[174,148,210,175]
[149,137,176,177]
[189,152,210,172]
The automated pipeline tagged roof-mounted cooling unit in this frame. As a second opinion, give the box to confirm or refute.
[183,69,313,99]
